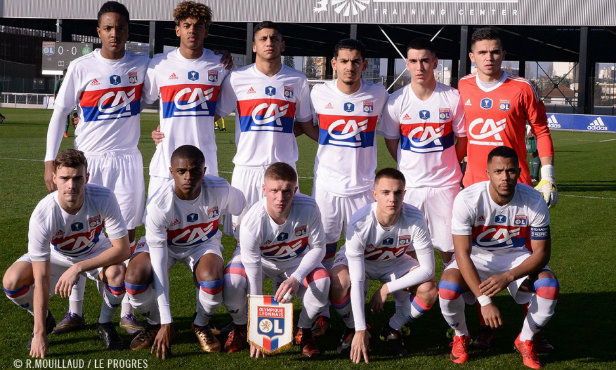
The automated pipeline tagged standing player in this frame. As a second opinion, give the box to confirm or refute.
[143,1,231,199]
[439,146,559,368]
[2,149,130,356]
[380,37,466,266]
[215,21,315,236]
[329,168,437,361]
[124,145,245,358]
[223,163,330,357]
[309,38,388,336]
[457,27,557,350]
[42,1,148,333]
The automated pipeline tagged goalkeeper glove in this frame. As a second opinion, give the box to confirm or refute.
[534,164,558,208]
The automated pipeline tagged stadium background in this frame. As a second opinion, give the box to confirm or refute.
[1,0,615,368]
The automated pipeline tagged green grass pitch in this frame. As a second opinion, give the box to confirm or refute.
[0,107,615,369]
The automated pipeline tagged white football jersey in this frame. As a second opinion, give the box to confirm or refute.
[28,184,127,262]
[452,182,550,252]
[145,175,245,250]
[216,64,312,167]
[143,48,229,178]
[379,82,466,188]
[46,49,148,160]
[239,193,325,264]
[311,80,388,195]
[345,202,432,263]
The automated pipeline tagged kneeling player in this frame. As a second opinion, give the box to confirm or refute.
[2,149,130,357]
[125,145,245,359]
[439,146,559,369]
[223,162,330,357]
[330,168,437,363]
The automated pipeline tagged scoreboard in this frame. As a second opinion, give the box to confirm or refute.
[42,42,93,75]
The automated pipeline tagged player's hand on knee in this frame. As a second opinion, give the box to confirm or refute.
[350,330,369,364]
[369,285,389,312]
[55,266,80,298]
[30,334,48,358]
[249,343,266,358]
[274,277,300,303]
[480,304,502,329]
[151,125,164,145]
[151,324,174,360]
[479,273,512,297]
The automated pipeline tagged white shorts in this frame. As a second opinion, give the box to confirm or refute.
[132,235,223,272]
[404,185,459,253]
[313,186,374,245]
[229,250,324,284]
[17,249,110,295]
[332,245,419,284]
[85,149,145,229]
[446,248,548,304]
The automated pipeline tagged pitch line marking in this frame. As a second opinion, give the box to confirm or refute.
[560,194,616,201]
[599,138,616,142]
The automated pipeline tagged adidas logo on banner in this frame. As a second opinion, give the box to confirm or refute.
[587,117,608,131]
[547,114,561,129]
[247,87,256,94]
[465,99,472,106]
[90,79,100,86]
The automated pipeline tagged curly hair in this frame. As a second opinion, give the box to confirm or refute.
[174,1,212,28]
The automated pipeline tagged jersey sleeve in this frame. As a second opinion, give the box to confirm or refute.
[290,204,326,282]
[142,62,159,105]
[222,184,246,216]
[524,83,554,157]
[145,202,170,250]
[215,73,237,118]
[239,207,264,295]
[451,89,467,137]
[344,221,368,330]
[294,77,313,122]
[529,190,551,240]
[377,94,402,139]
[451,191,474,236]
[27,202,53,262]
[101,191,128,240]
[45,63,80,161]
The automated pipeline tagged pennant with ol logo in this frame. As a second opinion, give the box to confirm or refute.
[248,295,294,354]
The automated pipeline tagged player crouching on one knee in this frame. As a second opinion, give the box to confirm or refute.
[124,145,245,359]
[223,162,330,358]
[329,168,438,363]
[3,149,130,357]
[439,146,559,369]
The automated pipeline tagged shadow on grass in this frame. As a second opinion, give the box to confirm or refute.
[558,181,616,192]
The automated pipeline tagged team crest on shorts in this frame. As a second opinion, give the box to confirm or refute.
[128,71,138,84]
[398,235,411,246]
[514,215,528,226]
[208,70,218,83]
[363,101,374,113]
[284,86,294,99]
[294,225,307,237]
[499,100,511,111]
[88,215,102,228]
[439,108,451,120]
[248,295,294,354]
[207,207,219,218]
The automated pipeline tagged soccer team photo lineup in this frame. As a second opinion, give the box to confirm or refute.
[1,0,615,369]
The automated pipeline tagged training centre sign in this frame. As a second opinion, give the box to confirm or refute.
[547,113,616,133]
[3,0,616,26]
[248,295,294,355]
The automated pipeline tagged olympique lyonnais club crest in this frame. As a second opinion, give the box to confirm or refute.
[248,295,294,354]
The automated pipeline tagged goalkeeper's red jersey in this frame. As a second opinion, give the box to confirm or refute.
[458,72,553,187]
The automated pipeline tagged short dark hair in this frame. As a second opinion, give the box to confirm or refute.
[375,168,406,187]
[97,1,130,25]
[54,149,88,172]
[264,162,297,183]
[174,1,212,28]
[471,27,502,49]
[171,145,205,167]
[334,38,367,59]
[406,37,437,56]
[253,21,282,41]
[487,146,518,165]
